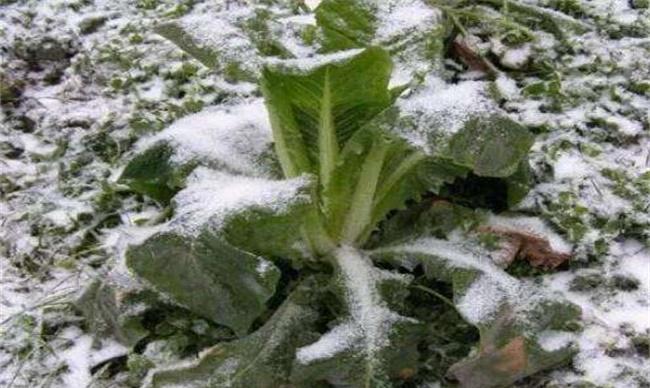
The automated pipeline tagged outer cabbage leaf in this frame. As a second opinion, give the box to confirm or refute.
[119,142,194,203]
[154,5,293,76]
[315,0,376,51]
[445,115,535,178]
[291,247,422,387]
[126,229,281,336]
[156,22,219,68]
[125,169,314,334]
[315,0,447,77]
[119,100,276,203]
[143,278,322,388]
[371,237,581,388]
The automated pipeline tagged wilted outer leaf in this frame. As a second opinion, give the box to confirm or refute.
[366,200,483,249]
[144,279,322,388]
[126,229,280,336]
[446,115,535,178]
[119,99,276,203]
[155,6,293,76]
[372,237,580,388]
[477,225,572,269]
[292,247,422,387]
[125,167,313,334]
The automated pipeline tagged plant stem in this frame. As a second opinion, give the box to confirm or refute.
[319,68,338,189]
[342,139,388,244]
[412,284,456,310]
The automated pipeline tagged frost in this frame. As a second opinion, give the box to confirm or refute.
[495,75,520,100]
[263,48,364,73]
[375,237,522,324]
[554,152,592,181]
[395,77,497,154]
[457,275,515,324]
[59,327,127,388]
[542,240,650,386]
[500,44,531,69]
[296,247,413,364]
[296,322,356,363]
[537,330,575,352]
[136,99,273,177]
[374,0,441,42]
[176,5,259,72]
[170,167,311,236]
[605,115,644,136]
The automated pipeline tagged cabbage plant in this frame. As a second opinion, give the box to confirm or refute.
[110,2,583,387]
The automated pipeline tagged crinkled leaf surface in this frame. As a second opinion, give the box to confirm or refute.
[446,115,535,178]
[372,236,581,387]
[315,0,376,51]
[144,278,322,388]
[323,121,466,245]
[261,48,469,248]
[292,247,422,387]
[261,47,412,250]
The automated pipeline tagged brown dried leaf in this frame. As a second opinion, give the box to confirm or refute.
[478,226,571,269]
[448,335,529,388]
[493,336,527,374]
[452,36,498,75]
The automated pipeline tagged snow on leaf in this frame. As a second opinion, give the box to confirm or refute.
[292,246,421,387]
[169,168,311,237]
[372,235,581,387]
[120,99,276,202]
[315,0,445,81]
[125,169,313,333]
[144,279,321,388]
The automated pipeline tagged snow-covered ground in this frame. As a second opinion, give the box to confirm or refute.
[1,0,648,387]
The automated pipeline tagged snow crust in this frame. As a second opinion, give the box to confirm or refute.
[543,240,650,386]
[137,99,273,177]
[263,48,364,73]
[395,77,497,154]
[170,167,311,236]
[297,247,413,364]
[375,236,522,324]
[374,0,441,42]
